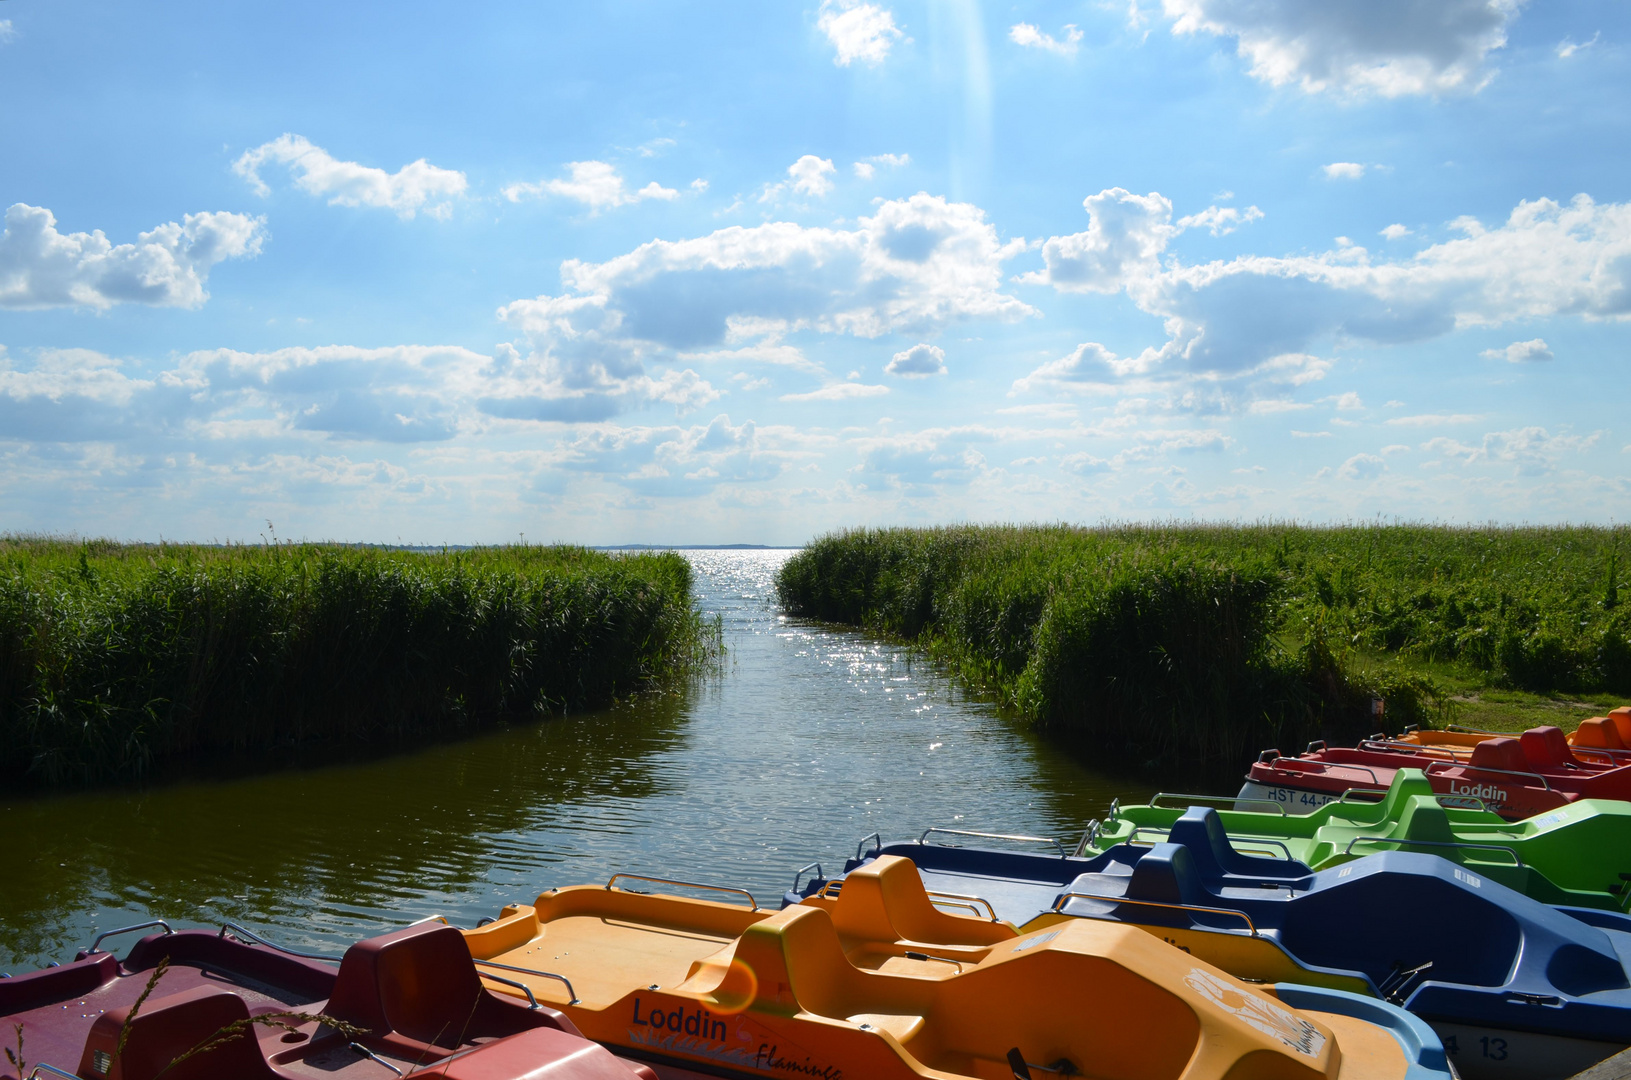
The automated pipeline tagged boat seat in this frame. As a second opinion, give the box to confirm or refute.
[1575,717,1628,751]
[1467,737,1529,774]
[77,984,282,1080]
[828,855,1014,949]
[326,921,572,1053]
[1521,726,1583,770]
[845,1011,927,1042]
[1164,808,1313,885]
[1123,844,1209,907]
[1611,708,1631,745]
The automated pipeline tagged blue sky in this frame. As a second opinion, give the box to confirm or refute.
[2,0,1627,543]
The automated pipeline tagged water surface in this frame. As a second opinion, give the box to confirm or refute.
[0,549,1153,970]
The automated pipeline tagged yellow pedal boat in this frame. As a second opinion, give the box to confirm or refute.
[460,864,1452,1080]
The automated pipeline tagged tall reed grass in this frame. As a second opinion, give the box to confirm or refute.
[0,539,715,788]
[776,524,1631,772]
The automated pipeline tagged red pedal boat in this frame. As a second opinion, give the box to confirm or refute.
[1238,725,1631,820]
[0,919,661,1080]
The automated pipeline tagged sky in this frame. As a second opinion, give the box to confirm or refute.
[1,0,1628,544]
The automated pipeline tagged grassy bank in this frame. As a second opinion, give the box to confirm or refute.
[775,525,1631,773]
[0,539,715,788]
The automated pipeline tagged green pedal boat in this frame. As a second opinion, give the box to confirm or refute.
[1077,769,1631,912]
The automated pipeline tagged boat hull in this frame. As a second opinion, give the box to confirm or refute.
[1426,1021,1628,1080]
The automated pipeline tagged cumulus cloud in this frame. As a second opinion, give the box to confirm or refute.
[502,161,679,211]
[1010,23,1083,56]
[233,134,467,219]
[553,414,786,494]
[1024,188,1631,379]
[1481,337,1554,363]
[1011,342,1125,393]
[1323,162,1366,179]
[0,203,265,310]
[1338,452,1385,479]
[1381,223,1413,239]
[818,0,905,65]
[779,382,890,402]
[493,193,1027,420]
[1423,425,1599,474]
[886,343,947,377]
[788,156,837,198]
[1163,0,1520,98]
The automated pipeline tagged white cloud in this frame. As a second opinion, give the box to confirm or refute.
[233,134,467,219]
[495,193,1026,419]
[818,0,905,66]
[1011,342,1125,393]
[1481,337,1554,363]
[1163,0,1520,98]
[853,153,910,180]
[1381,223,1413,239]
[1019,188,1176,293]
[1423,425,1599,474]
[502,161,679,211]
[1557,32,1599,59]
[1291,430,1332,438]
[1338,452,1385,479]
[780,382,890,402]
[0,20,14,43]
[789,156,837,198]
[886,343,947,378]
[1176,204,1264,236]
[1248,398,1311,414]
[1027,189,1631,379]
[690,178,709,192]
[1386,413,1480,427]
[1010,23,1084,56]
[0,203,265,310]
[1382,443,1411,455]
[1322,162,1366,180]
[1328,391,1364,410]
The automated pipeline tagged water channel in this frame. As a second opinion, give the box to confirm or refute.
[0,548,1156,972]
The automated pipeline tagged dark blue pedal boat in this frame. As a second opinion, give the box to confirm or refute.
[788,812,1631,1080]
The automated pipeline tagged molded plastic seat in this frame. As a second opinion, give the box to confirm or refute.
[1468,736,1529,773]
[827,856,1014,949]
[1577,717,1629,751]
[1164,807,1314,886]
[326,922,571,1052]
[1611,708,1631,744]
[1522,725,1585,770]
[77,985,281,1080]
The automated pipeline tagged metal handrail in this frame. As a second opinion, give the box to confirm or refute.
[855,832,883,860]
[1072,819,1101,858]
[1105,798,1121,822]
[474,970,540,1008]
[1050,893,1258,937]
[218,922,340,962]
[87,919,173,954]
[605,874,758,910]
[1125,826,1294,862]
[1151,792,1287,816]
[919,828,1067,858]
[1336,789,1388,805]
[1362,738,1472,761]
[474,959,579,1004]
[26,1065,82,1080]
[349,1042,405,1077]
[1342,836,1525,866]
[901,950,963,971]
[1265,759,1383,785]
[925,890,999,921]
[791,863,824,893]
[1423,759,1552,791]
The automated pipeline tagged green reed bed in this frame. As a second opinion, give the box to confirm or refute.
[0,539,715,788]
[776,525,1631,773]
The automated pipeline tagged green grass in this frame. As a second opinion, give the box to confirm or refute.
[775,524,1631,773]
[0,538,717,788]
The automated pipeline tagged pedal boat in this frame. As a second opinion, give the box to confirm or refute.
[1391,708,1631,765]
[460,864,1454,1080]
[1236,726,1631,820]
[794,815,1631,1080]
[0,919,655,1080]
[1078,769,1631,912]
